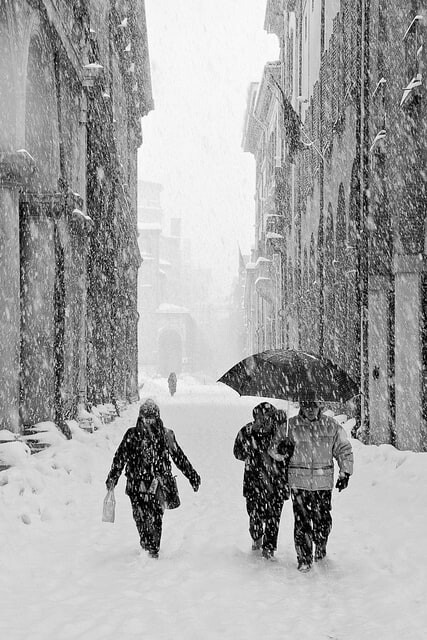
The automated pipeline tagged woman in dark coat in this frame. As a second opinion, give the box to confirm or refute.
[233,403,294,559]
[106,398,201,558]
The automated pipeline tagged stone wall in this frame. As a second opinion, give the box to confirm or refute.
[252,0,427,450]
[0,0,152,433]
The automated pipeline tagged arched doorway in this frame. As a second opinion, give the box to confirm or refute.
[20,27,61,425]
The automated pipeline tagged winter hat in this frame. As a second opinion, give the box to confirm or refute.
[139,398,160,419]
[252,402,276,421]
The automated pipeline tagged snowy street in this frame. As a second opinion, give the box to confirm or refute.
[1,378,427,640]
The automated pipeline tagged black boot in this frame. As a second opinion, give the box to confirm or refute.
[314,543,327,562]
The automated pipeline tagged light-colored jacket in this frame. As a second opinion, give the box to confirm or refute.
[269,412,353,491]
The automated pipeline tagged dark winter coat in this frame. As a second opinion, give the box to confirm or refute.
[233,422,294,502]
[168,373,177,395]
[106,418,200,505]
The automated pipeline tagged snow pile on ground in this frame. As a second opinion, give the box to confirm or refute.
[1,377,427,639]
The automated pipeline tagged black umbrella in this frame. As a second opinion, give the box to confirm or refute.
[217,349,359,403]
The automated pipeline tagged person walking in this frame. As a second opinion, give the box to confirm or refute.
[233,402,294,560]
[168,372,177,396]
[270,399,353,572]
[105,398,201,558]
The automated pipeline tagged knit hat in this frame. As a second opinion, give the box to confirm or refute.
[139,398,160,419]
[252,402,276,421]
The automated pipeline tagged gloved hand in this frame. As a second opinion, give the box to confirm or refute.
[335,472,350,492]
[277,438,294,459]
[106,479,115,492]
[190,472,201,492]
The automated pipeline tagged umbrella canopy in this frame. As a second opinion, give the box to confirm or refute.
[217,349,359,403]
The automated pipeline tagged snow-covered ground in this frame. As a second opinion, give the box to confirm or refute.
[1,377,427,640]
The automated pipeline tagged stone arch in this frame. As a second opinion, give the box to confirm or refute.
[0,5,16,150]
[324,203,336,359]
[25,26,61,189]
[158,328,183,376]
[19,21,62,425]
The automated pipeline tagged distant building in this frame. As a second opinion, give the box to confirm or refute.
[242,0,427,451]
[0,1,153,434]
[137,181,195,375]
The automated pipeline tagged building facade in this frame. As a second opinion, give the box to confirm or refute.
[243,0,427,450]
[0,0,153,434]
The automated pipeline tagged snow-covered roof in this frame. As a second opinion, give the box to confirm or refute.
[255,256,271,266]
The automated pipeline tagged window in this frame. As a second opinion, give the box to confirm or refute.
[401,14,424,106]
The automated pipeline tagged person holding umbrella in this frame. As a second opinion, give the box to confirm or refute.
[233,402,294,560]
[105,398,201,558]
[270,398,353,572]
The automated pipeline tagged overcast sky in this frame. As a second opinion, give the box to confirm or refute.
[138,1,278,295]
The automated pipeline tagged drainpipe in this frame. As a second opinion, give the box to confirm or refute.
[77,80,90,414]
[359,0,370,437]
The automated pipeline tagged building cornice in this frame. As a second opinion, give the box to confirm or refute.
[254,61,281,123]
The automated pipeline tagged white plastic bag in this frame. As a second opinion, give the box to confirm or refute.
[102,489,116,523]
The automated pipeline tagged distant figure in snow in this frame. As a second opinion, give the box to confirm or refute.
[105,398,201,558]
[233,403,294,560]
[269,399,353,572]
[168,372,177,396]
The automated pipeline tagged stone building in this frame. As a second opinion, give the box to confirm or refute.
[0,0,153,434]
[137,180,195,376]
[243,0,427,450]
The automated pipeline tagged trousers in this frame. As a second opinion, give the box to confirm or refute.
[129,493,164,554]
[246,491,284,552]
[291,488,332,563]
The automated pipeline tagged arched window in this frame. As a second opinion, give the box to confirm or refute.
[25,31,60,189]
[0,6,15,150]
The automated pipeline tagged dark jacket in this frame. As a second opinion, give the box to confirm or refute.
[106,418,200,503]
[233,422,294,502]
